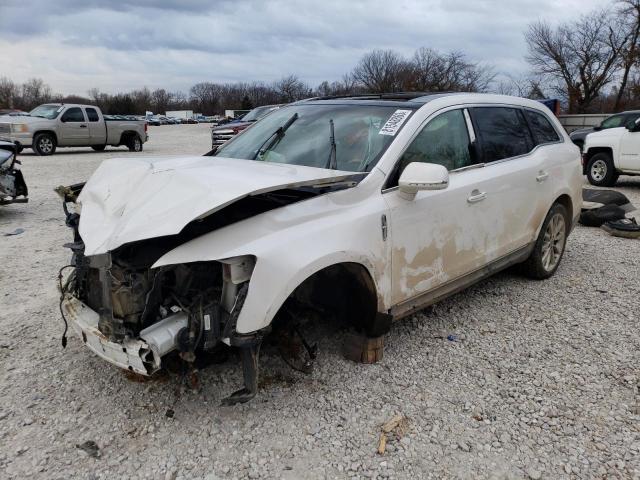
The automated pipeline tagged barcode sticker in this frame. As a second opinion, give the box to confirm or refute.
[379,109,412,136]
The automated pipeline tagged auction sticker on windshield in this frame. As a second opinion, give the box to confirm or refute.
[378,109,412,136]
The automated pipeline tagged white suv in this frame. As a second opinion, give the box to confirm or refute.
[59,93,582,404]
[583,116,640,186]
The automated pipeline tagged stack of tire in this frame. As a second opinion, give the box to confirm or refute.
[579,188,640,239]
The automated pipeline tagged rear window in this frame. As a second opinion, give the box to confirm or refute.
[524,110,560,145]
[471,107,533,162]
[61,107,85,122]
[85,108,100,122]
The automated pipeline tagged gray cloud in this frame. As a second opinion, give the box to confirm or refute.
[0,0,604,94]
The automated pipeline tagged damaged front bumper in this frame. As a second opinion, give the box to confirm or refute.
[62,294,165,375]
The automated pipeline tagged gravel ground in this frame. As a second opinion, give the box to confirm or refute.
[0,124,639,480]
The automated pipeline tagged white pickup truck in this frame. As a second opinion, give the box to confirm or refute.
[0,103,148,156]
[583,118,640,186]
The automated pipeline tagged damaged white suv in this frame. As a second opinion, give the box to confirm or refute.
[59,93,582,404]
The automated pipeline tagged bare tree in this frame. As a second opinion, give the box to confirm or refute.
[272,75,310,102]
[615,0,640,110]
[351,50,410,92]
[525,12,628,113]
[0,77,19,109]
[409,48,494,92]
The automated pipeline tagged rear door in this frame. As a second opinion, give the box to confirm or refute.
[84,107,107,145]
[59,107,89,145]
[469,106,551,251]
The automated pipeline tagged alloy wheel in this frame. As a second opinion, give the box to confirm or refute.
[541,213,566,271]
[590,159,607,182]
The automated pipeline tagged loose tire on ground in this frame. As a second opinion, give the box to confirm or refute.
[32,133,56,156]
[91,145,106,152]
[586,152,618,187]
[521,203,569,280]
[127,135,143,152]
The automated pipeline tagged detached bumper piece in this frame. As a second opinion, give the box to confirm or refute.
[221,333,266,406]
[62,295,156,375]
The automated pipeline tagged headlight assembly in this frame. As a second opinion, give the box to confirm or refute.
[10,124,29,133]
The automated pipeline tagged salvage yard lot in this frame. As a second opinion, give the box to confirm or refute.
[1,124,638,479]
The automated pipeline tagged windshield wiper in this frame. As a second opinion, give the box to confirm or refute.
[252,112,298,160]
[325,119,337,170]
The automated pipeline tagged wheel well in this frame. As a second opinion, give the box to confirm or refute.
[584,146,612,162]
[273,262,385,336]
[554,194,573,223]
[33,130,57,144]
[119,130,139,145]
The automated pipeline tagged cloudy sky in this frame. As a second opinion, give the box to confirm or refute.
[0,0,603,95]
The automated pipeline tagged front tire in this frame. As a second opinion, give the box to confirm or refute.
[91,145,106,151]
[522,203,569,280]
[33,133,56,156]
[127,135,143,152]
[586,153,618,187]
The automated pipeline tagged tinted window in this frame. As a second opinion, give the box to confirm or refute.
[624,113,640,129]
[61,107,85,122]
[396,109,472,176]
[524,110,560,145]
[472,107,533,162]
[85,108,99,122]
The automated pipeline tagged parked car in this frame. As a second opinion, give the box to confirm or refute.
[569,111,640,150]
[147,116,161,126]
[0,141,28,205]
[210,104,282,149]
[582,116,640,186]
[0,104,148,155]
[58,93,581,404]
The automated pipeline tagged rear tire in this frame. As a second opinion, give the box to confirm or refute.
[586,152,618,187]
[522,203,569,280]
[127,135,143,152]
[91,145,106,151]
[33,133,56,156]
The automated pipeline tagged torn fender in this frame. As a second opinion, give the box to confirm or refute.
[77,156,360,256]
[152,170,393,334]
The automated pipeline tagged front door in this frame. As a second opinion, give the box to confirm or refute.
[59,107,89,145]
[618,129,640,171]
[384,108,496,305]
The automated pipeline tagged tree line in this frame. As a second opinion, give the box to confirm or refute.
[0,46,493,116]
[2,1,640,115]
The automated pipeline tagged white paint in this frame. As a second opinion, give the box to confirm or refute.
[75,93,583,339]
[585,126,640,172]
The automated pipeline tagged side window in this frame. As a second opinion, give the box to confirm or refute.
[61,107,85,122]
[524,110,560,145]
[471,107,533,162]
[624,114,640,129]
[396,109,472,177]
[85,108,99,122]
[600,114,625,129]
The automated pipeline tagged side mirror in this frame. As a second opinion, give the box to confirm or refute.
[593,125,602,131]
[398,162,449,196]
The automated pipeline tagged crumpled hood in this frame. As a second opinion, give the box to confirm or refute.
[78,156,357,256]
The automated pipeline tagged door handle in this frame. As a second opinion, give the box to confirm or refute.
[79,124,88,128]
[467,190,486,204]
[536,171,549,182]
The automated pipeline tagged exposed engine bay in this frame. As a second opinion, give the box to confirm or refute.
[57,175,360,404]
[0,141,28,205]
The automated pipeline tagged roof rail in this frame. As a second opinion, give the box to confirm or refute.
[304,92,448,101]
